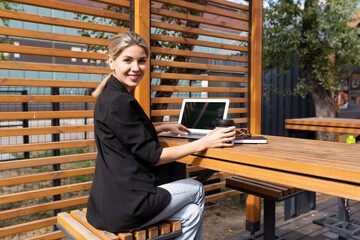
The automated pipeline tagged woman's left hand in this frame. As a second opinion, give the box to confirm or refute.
[157,123,190,135]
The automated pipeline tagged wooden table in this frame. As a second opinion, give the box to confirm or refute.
[283,117,360,239]
[285,117,360,135]
[159,135,360,201]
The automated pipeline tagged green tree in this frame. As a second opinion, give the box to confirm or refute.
[263,0,360,119]
[0,1,21,60]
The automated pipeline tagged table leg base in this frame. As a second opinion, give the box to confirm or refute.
[313,213,360,240]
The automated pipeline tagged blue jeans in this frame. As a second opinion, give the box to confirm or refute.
[141,179,205,240]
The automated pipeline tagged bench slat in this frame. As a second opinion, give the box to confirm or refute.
[57,212,102,240]
[133,230,146,240]
[146,225,159,239]
[231,176,290,196]
[70,210,119,240]
[226,176,283,199]
[158,222,170,235]
[59,209,181,240]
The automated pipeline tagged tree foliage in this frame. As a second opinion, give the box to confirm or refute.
[263,0,360,118]
[0,1,21,60]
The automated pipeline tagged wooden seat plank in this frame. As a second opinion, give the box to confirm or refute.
[57,212,101,240]
[133,230,146,240]
[158,222,170,235]
[226,176,283,199]
[146,225,159,239]
[70,210,119,240]
[170,221,181,232]
[231,176,290,196]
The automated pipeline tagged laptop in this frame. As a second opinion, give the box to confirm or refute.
[159,99,230,139]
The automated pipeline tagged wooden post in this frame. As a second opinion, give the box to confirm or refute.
[247,0,263,234]
[246,194,261,234]
[249,0,263,135]
[133,0,151,117]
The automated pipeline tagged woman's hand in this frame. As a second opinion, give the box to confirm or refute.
[197,126,236,151]
[156,123,190,135]
[156,126,236,165]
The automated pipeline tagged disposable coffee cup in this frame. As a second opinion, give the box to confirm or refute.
[214,119,235,144]
[214,119,235,129]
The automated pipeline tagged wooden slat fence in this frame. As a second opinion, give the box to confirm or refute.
[0,0,126,239]
[149,0,249,126]
[0,0,257,239]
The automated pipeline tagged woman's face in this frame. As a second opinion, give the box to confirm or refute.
[108,45,148,94]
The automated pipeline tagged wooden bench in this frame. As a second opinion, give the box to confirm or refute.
[56,209,182,240]
[226,176,304,240]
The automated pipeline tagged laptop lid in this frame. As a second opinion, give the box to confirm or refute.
[178,99,230,134]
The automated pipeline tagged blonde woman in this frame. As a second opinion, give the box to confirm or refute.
[86,31,235,240]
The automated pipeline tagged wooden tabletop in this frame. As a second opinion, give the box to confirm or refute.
[285,117,360,128]
[159,135,360,201]
[285,117,360,134]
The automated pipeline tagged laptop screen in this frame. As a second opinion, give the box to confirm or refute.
[179,100,229,130]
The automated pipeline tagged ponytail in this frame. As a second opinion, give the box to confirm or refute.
[92,74,112,98]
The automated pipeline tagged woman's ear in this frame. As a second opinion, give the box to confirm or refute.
[108,55,114,71]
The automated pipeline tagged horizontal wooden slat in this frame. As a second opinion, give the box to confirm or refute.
[0,139,96,154]
[233,118,248,124]
[207,172,233,181]
[0,125,94,137]
[205,0,249,11]
[205,189,241,203]
[0,153,97,170]
[0,61,109,74]
[151,72,248,83]
[0,216,57,238]
[285,117,360,128]
[89,0,129,8]
[186,165,205,173]
[285,124,360,135]
[151,21,248,42]
[0,167,94,187]
[203,181,226,192]
[151,46,247,62]
[151,8,248,31]
[226,176,283,199]
[0,110,94,120]
[151,85,247,93]
[0,9,125,34]
[151,108,247,117]
[0,44,107,61]
[0,196,88,221]
[151,34,248,52]
[26,231,65,240]
[0,78,100,88]
[0,26,112,46]
[0,181,92,205]
[153,118,248,125]
[153,0,249,21]
[151,59,247,73]
[229,108,247,114]
[151,97,247,104]
[0,95,96,103]
[10,0,129,21]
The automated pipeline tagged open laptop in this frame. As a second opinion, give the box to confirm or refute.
[159,99,230,139]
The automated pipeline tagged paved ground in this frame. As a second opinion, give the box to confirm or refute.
[203,194,360,240]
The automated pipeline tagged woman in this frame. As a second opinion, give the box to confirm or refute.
[86,31,236,240]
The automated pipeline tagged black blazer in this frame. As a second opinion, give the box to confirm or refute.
[86,75,171,232]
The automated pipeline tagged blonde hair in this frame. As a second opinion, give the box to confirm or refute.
[92,31,149,97]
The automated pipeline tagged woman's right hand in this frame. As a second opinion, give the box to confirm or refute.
[197,126,236,151]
